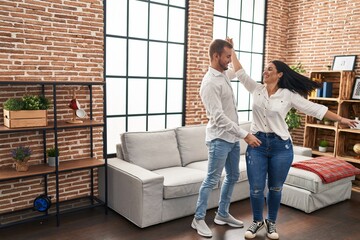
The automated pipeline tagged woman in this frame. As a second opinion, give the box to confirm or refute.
[227,40,358,240]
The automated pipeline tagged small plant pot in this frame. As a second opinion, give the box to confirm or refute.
[15,161,29,172]
[48,157,59,167]
[324,121,332,126]
[318,146,327,152]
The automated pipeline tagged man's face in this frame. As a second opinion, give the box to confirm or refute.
[216,46,232,71]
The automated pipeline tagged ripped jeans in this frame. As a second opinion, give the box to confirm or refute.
[246,132,293,222]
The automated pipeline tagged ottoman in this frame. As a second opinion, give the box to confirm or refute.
[281,155,355,213]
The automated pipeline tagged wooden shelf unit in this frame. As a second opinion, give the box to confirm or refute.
[0,81,107,228]
[304,71,360,165]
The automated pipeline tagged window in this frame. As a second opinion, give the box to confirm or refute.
[213,0,267,121]
[105,0,187,155]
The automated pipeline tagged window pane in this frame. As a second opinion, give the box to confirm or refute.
[241,0,254,21]
[167,80,183,112]
[169,0,185,7]
[152,0,167,4]
[238,111,251,122]
[129,0,148,38]
[252,25,264,53]
[168,44,184,78]
[128,78,147,114]
[228,0,241,19]
[167,114,182,129]
[150,4,168,41]
[148,115,165,131]
[254,0,265,24]
[251,53,263,82]
[237,85,250,110]
[106,78,126,115]
[240,22,252,52]
[107,117,125,154]
[228,20,240,50]
[128,116,146,132]
[213,16,227,39]
[169,7,185,43]
[128,40,148,77]
[106,0,127,36]
[149,79,166,113]
[106,37,126,76]
[239,52,251,74]
[149,42,167,77]
[214,0,227,16]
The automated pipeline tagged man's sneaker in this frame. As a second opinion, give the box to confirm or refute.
[265,219,279,239]
[244,220,265,239]
[214,212,244,227]
[191,218,212,237]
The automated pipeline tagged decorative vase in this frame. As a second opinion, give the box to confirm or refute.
[15,160,29,172]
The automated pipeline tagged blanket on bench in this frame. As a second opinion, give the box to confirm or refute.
[292,156,360,183]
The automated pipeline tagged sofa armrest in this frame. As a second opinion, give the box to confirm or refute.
[293,145,312,157]
[99,158,164,228]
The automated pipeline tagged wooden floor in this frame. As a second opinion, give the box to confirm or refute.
[1,191,360,240]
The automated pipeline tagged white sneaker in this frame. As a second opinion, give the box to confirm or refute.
[244,220,265,239]
[214,212,244,227]
[191,218,212,237]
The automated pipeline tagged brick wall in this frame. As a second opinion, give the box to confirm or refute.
[0,0,103,215]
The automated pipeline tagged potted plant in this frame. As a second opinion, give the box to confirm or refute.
[3,95,51,128]
[11,145,32,172]
[318,140,328,152]
[286,108,301,130]
[46,147,60,167]
[323,118,332,126]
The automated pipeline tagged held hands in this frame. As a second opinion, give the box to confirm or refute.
[244,133,262,148]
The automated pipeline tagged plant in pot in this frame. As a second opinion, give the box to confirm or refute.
[11,145,32,172]
[318,140,328,152]
[323,118,332,126]
[46,147,59,167]
[3,95,51,129]
[285,108,302,130]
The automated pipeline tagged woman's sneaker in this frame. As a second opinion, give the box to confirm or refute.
[265,219,279,239]
[244,220,264,239]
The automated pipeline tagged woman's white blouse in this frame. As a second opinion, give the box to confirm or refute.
[236,69,328,140]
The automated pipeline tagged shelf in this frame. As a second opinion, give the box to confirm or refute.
[305,123,336,130]
[311,150,336,157]
[0,120,103,133]
[308,97,339,102]
[336,155,360,164]
[0,164,53,181]
[338,128,360,133]
[0,158,104,181]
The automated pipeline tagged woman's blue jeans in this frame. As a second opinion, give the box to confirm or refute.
[246,132,293,222]
[194,138,240,219]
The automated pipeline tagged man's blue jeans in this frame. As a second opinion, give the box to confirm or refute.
[194,138,240,219]
[246,132,293,222]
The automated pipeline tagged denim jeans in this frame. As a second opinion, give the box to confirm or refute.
[246,132,293,222]
[194,138,240,219]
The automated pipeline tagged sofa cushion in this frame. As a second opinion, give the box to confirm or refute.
[121,129,182,171]
[176,125,208,166]
[153,167,213,199]
[285,155,355,193]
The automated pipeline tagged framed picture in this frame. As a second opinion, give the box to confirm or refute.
[332,55,357,71]
[351,77,360,100]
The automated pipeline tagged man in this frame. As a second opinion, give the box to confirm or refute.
[191,38,261,237]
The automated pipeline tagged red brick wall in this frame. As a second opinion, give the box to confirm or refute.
[0,0,103,214]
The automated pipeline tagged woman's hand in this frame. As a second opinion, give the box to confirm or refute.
[339,117,359,128]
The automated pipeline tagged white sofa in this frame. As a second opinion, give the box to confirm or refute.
[99,121,354,228]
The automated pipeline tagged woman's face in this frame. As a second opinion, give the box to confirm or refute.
[263,63,282,85]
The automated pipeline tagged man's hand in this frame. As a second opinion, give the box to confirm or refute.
[226,37,234,46]
[244,133,262,148]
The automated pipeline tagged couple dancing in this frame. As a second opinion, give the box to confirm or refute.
[191,38,357,239]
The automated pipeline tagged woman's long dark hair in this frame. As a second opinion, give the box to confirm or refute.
[271,60,322,97]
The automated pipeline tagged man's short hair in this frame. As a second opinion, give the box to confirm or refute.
[209,39,233,60]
